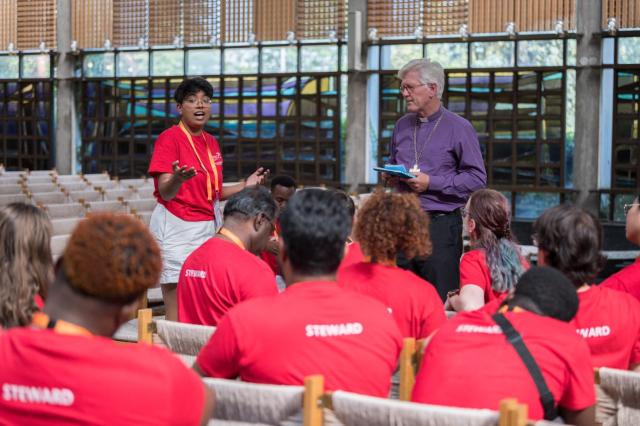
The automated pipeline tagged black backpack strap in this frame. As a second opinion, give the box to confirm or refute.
[492,313,558,421]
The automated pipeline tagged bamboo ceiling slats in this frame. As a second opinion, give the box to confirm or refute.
[368,0,577,38]
[16,0,56,50]
[0,0,17,50]
[72,0,113,49]
[604,0,640,30]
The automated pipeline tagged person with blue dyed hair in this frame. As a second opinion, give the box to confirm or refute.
[447,189,529,312]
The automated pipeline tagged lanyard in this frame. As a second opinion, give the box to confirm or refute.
[178,121,220,201]
[31,312,93,337]
[218,227,246,250]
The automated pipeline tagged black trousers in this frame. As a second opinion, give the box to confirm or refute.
[397,210,463,301]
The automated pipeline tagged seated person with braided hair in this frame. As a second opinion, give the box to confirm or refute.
[413,267,596,425]
[0,213,215,425]
[447,189,529,312]
[338,191,445,339]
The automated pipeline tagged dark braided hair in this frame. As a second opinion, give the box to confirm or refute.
[467,189,525,293]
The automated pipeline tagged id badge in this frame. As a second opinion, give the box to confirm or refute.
[213,197,223,232]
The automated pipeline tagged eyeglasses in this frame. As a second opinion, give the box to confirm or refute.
[183,97,212,106]
[624,203,640,215]
[460,207,469,218]
[399,83,429,94]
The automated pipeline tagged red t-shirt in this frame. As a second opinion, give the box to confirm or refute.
[338,241,365,273]
[412,310,595,420]
[196,281,403,397]
[259,222,281,275]
[338,262,445,339]
[0,327,205,425]
[178,238,278,326]
[34,294,44,310]
[601,257,640,303]
[571,285,640,369]
[460,249,529,303]
[148,125,223,222]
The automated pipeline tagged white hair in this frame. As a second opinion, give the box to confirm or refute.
[397,59,445,99]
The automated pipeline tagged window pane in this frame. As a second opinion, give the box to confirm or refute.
[224,48,258,74]
[518,39,563,67]
[471,41,514,68]
[117,51,149,77]
[22,55,50,78]
[83,53,115,77]
[300,45,338,72]
[567,39,577,66]
[261,46,297,73]
[618,37,640,64]
[426,42,467,68]
[492,143,512,162]
[517,120,537,140]
[187,49,221,75]
[152,50,184,76]
[492,167,512,184]
[0,56,19,79]
[381,44,423,70]
[515,193,560,219]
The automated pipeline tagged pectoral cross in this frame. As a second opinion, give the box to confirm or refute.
[410,164,420,174]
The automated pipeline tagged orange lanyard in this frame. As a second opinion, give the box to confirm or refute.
[498,305,524,314]
[31,312,93,337]
[218,227,246,250]
[178,121,220,201]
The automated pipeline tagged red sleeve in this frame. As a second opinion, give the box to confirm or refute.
[149,129,179,176]
[420,286,446,338]
[34,294,44,309]
[460,250,490,292]
[631,331,640,367]
[239,261,278,300]
[195,314,242,378]
[167,353,206,425]
[630,299,640,367]
[259,251,279,274]
[558,339,596,411]
[600,270,623,287]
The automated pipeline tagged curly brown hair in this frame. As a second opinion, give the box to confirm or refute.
[62,212,162,304]
[354,191,431,262]
[0,203,54,328]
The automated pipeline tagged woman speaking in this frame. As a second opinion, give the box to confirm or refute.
[148,77,267,320]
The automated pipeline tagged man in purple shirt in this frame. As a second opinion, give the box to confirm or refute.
[384,59,486,300]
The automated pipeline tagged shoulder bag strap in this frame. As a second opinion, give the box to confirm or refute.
[492,312,558,421]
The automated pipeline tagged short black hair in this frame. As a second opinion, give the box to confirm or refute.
[174,77,213,104]
[508,266,579,322]
[332,189,356,219]
[532,205,606,287]
[270,175,297,191]
[223,186,277,222]
[279,189,351,275]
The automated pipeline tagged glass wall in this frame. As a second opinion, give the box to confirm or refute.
[78,44,345,183]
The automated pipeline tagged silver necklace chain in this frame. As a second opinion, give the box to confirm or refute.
[411,112,444,173]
